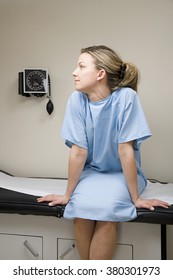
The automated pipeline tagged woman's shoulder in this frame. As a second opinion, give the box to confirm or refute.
[113,87,137,98]
[69,91,87,103]
[67,91,88,113]
[112,87,138,104]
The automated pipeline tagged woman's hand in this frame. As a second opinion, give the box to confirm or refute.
[37,194,70,206]
[134,197,170,211]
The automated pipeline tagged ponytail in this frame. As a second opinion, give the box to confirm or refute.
[119,62,139,91]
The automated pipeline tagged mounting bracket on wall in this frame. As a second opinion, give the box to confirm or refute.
[18,69,54,115]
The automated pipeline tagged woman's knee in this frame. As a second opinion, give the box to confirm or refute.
[96,221,118,232]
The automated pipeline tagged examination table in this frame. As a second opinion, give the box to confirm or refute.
[0,170,173,260]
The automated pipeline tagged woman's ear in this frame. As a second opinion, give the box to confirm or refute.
[97,69,106,81]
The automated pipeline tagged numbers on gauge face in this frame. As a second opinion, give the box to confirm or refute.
[26,70,45,91]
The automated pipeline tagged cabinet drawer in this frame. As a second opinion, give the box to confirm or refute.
[57,238,133,260]
[0,233,43,260]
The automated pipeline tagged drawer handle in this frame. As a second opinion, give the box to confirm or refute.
[23,240,39,258]
[59,243,76,260]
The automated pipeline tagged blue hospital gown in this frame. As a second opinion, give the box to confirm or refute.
[61,87,152,222]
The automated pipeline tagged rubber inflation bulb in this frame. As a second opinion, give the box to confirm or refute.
[46,99,54,115]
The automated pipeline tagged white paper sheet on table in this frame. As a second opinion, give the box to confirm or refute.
[0,172,67,196]
[0,171,173,204]
[141,180,173,204]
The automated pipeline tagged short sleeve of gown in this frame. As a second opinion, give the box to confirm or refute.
[61,91,88,149]
[118,89,152,149]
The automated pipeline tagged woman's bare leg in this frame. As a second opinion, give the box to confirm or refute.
[74,218,96,260]
[89,221,118,260]
[74,219,118,260]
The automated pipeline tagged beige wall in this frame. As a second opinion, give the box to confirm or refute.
[0,0,173,181]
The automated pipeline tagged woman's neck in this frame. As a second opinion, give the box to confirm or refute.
[87,87,110,102]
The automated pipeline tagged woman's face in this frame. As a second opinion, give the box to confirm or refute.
[72,52,100,94]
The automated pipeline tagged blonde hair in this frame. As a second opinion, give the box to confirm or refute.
[81,45,139,92]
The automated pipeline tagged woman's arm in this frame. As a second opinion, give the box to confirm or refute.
[65,144,88,198]
[118,141,170,210]
[37,144,88,206]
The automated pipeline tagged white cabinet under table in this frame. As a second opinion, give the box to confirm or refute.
[0,213,162,260]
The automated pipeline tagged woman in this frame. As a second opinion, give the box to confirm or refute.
[38,45,169,260]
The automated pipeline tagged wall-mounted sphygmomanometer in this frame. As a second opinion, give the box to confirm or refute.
[18,69,54,115]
